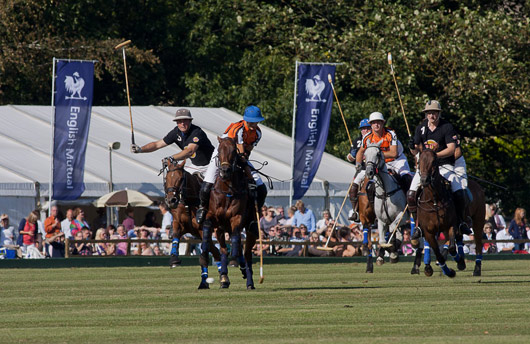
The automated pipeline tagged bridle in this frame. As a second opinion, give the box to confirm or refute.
[161,157,186,209]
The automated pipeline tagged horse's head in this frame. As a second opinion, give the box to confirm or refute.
[419,149,438,186]
[217,136,238,181]
[364,140,385,180]
[163,157,186,209]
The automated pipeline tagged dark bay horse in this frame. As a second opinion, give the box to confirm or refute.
[199,137,257,290]
[418,149,485,277]
[162,158,221,267]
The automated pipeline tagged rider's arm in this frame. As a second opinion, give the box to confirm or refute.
[355,146,366,164]
[171,143,199,160]
[383,145,398,160]
[437,142,455,159]
[139,139,167,153]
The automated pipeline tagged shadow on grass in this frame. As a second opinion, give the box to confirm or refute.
[274,286,382,291]
[476,280,530,284]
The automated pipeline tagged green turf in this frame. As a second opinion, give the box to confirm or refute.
[1,260,530,343]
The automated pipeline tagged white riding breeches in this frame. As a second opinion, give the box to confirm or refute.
[387,154,412,177]
[184,161,208,176]
[203,147,264,186]
[454,156,468,189]
[354,170,366,185]
[409,163,463,192]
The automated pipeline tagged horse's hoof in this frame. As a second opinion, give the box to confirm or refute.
[424,264,433,277]
[228,260,238,268]
[220,274,230,289]
[366,256,373,273]
[361,245,369,256]
[446,268,456,278]
[411,265,420,275]
[169,255,181,268]
[198,282,209,290]
[376,257,384,266]
[247,285,256,290]
[389,253,399,264]
[457,257,466,271]
[411,239,420,249]
[473,263,482,276]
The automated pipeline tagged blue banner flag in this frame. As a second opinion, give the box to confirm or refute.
[293,64,336,200]
[52,60,95,200]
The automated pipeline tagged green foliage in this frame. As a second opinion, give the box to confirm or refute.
[1,0,529,212]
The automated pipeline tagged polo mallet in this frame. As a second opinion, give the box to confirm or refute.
[328,74,353,147]
[317,178,356,251]
[255,202,264,284]
[387,52,412,137]
[380,204,409,248]
[114,40,135,145]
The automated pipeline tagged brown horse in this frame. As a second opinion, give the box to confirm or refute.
[199,137,257,290]
[357,178,376,273]
[162,158,221,268]
[418,149,485,277]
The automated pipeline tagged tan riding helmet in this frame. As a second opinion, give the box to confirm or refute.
[423,100,442,112]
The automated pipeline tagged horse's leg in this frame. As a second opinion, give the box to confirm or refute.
[411,246,422,275]
[244,229,256,290]
[389,226,400,264]
[230,230,247,279]
[198,220,212,289]
[217,227,230,289]
[365,226,373,273]
[473,229,484,277]
[376,220,386,266]
[169,214,182,268]
[451,230,466,271]
[425,232,455,278]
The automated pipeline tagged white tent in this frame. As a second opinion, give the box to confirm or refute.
[0,105,354,225]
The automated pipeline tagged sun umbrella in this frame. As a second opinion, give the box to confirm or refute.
[93,189,154,207]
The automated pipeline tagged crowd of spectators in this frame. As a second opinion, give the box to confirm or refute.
[1,201,528,259]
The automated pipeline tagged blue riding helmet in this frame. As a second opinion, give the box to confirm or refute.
[243,105,265,123]
[359,118,370,129]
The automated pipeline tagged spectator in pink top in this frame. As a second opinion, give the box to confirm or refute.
[122,208,135,232]
[116,225,128,256]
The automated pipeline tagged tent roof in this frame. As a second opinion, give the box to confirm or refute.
[0,105,353,197]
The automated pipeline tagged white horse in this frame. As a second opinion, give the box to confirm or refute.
[363,141,409,264]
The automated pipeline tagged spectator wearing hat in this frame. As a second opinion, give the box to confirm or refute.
[130,108,214,177]
[196,105,268,225]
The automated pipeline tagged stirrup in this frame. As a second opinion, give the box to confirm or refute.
[348,211,359,222]
[410,227,422,248]
[196,207,206,225]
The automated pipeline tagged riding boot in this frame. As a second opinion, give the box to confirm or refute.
[453,189,472,235]
[407,190,422,246]
[348,183,360,222]
[196,182,213,225]
[401,173,413,192]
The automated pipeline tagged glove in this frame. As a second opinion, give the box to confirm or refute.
[130,144,142,153]
[408,137,415,150]
[349,146,357,158]
[355,162,362,172]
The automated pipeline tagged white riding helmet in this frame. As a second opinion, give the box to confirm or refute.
[368,112,385,123]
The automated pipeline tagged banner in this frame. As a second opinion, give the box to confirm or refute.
[52,60,95,200]
[292,64,336,200]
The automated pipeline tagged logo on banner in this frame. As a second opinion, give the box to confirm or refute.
[64,72,87,100]
[305,75,326,103]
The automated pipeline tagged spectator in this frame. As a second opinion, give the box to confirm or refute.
[508,208,527,252]
[138,228,154,255]
[72,231,92,256]
[496,225,514,253]
[159,203,173,232]
[20,210,38,254]
[299,224,309,240]
[487,203,506,233]
[279,206,296,233]
[153,245,162,256]
[116,225,128,256]
[1,213,17,247]
[260,205,268,218]
[401,229,413,256]
[94,228,109,256]
[350,224,363,242]
[482,223,497,254]
[108,224,117,238]
[275,206,287,225]
[44,205,63,257]
[307,231,332,257]
[70,207,89,238]
[333,227,357,257]
[123,208,135,232]
[259,206,278,237]
[292,200,316,233]
[278,227,304,257]
[463,233,476,255]
[315,209,334,236]
[61,208,74,239]
[526,225,530,253]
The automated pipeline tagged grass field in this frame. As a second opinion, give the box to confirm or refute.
[2,259,530,343]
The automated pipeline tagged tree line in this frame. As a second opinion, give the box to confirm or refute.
[1,0,529,214]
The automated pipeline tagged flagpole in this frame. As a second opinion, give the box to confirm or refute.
[48,57,56,216]
[289,61,299,207]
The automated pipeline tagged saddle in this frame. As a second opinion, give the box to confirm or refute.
[389,171,409,195]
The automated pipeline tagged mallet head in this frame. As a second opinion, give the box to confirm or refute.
[327,74,333,84]
[388,52,393,65]
[114,40,132,50]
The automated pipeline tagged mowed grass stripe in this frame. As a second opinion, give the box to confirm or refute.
[1,260,529,343]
